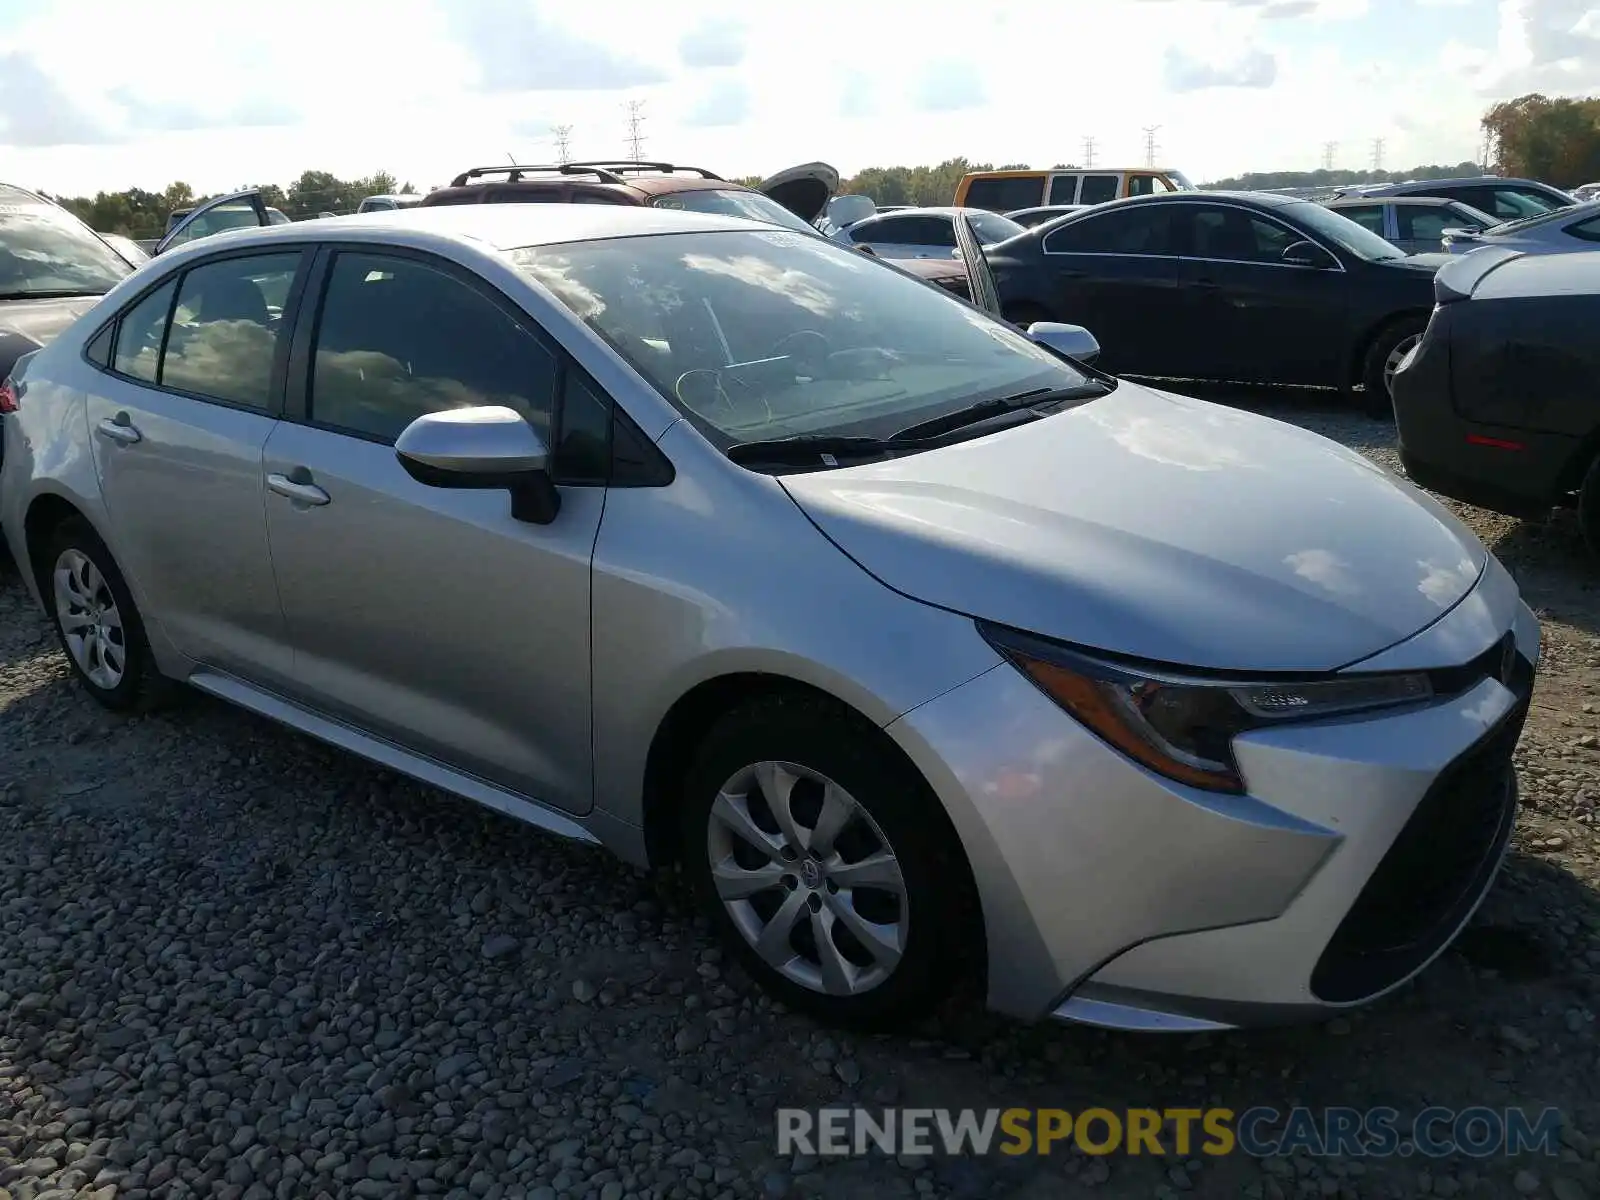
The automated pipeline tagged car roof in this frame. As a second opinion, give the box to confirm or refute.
[1327,195,1463,207]
[203,203,764,251]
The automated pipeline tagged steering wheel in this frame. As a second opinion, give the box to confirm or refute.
[769,329,831,379]
[674,369,775,425]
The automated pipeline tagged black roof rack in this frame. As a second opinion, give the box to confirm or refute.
[448,163,628,187]
[448,161,726,189]
[564,160,725,180]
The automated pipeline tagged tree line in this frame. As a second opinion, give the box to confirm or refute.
[33,92,1600,238]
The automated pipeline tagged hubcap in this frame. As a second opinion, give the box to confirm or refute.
[1383,334,1422,397]
[706,760,908,996]
[53,548,126,689]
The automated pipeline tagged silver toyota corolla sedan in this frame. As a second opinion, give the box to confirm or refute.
[0,204,1540,1032]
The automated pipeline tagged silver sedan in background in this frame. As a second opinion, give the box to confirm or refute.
[0,205,1539,1031]
[1443,197,1600,255]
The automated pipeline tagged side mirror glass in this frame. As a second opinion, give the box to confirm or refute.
[1282,240,1336,269]
[394,405,560,524]
[1026,320,1101,365]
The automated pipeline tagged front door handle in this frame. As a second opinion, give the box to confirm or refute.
[97,413,141,444]
[266,470,330,506]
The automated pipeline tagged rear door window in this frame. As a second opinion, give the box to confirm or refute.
[1336,205,1387,236]
[964,176,1046,212]
[1394,207,1453,243]
[1077,175,1121,205]
[1043,206,1179,255]
[162,252,301,409]
[1046,175,1080,205]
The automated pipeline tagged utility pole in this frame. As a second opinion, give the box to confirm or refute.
[1141,126,1161,169]
[1370,137,1385,172]
[1081,136,1097,168]
[1320,141,1337,171]
[552,124,573,165]
[625,100,647,161]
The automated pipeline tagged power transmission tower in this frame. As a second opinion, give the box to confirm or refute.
[1141,126,1161,169]
[1320,141,1337,171]
[1081,136,1097,168]
[624,100,647,160]
[1370,137,1385,172]
[552,125,573,165]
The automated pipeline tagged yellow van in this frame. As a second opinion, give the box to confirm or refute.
[954,168,1195,212]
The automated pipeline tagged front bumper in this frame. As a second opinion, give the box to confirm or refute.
[886,563,1540,1027]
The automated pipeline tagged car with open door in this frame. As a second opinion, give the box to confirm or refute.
[1,203,1537,1034]
[419,160,843,238]
[152,190,289,256]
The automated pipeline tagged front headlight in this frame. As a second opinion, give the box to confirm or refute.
[978,622,1433,794]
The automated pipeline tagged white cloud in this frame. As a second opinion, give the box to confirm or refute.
[0,0,1535,197]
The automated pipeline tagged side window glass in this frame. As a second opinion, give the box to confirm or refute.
[112,278,177,383]
[1396,209,1450,242]
[85,323,114,369]
[1340,206,1386,235]
[924,219,958,248]
[859,218,908,243]
[556,370,612,484]
[1047,175,1080,204]
[1077,175,1120,205]
[309,252,557,444]
[1190,208,1293,262]
[161,253,299,409]
[966,176,1045,212]
[1127,175,1157,197]
[1044,208,1174,255]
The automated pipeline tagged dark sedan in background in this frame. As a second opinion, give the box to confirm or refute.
[986,191,1445,414]
[1392,246,1600,555]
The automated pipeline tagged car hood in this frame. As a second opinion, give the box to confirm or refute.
[0,294,98,378]
[780,382,1488,673]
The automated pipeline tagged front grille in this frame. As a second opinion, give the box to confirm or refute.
[1310,668,1530,1004]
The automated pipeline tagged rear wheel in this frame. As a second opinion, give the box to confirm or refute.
[680,695,976,1028]
[41,518,174,712]
[1359,316,1427,419]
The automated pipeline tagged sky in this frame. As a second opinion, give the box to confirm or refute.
[0,0,1597,199]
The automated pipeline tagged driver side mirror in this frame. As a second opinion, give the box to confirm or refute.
[1026,321,1101,365]
[394,405,561,524]
[1282,240,1336,269]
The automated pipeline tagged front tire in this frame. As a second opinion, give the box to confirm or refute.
[41,518,173,712]
[1579,455,1600,560]
[680,695,975,1028]
[1359,316,1427,419]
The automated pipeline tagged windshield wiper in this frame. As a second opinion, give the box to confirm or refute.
[892,384,1109,441]
[725,434,920,466]
[0,288,109,301]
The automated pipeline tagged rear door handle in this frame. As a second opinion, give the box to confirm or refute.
[96,413,141,444]
[266,471,330,506]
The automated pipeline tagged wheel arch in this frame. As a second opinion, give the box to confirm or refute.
[21,490,98,597]
[638,668,990,987]
[1348,307,1432,389]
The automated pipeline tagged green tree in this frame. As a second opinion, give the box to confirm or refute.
[1482,93,1600,186]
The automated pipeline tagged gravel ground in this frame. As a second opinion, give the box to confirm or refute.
[2,389,1599,1200]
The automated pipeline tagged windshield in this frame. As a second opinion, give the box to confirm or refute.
[0,199,134,296]
[1167,171,1196,191]
[652,189,819,236]
[969,211,1027,244]
[1281,200,1406,260]
[510,229,1095,450]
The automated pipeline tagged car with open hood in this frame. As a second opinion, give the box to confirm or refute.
[1,203,1536,1034]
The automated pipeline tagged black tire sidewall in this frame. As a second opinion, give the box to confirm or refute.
[679,696,970,1028]
[1361,317,1427,418]
[42,519,161,712]
[1580,455,1600,560]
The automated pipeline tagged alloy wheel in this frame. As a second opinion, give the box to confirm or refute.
[705,760,908,996]
[1383,333,1422,397]
[53,548,126,689]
